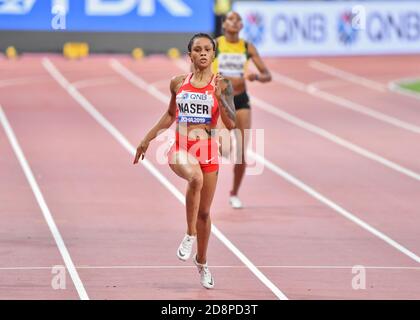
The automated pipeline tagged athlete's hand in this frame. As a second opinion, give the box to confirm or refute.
[214,73,223,100]
[133,139,149,164]
[246,73,259,82]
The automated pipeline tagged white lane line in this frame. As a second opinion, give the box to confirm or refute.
[252,96,420,182]
[173,58,420,182]
[72,77,121,89]
[1,265,419,271]
[389,77,420,101]
[110,59,420,266]
[272,70,420,135]
[248,151,420,264]
[310,60,420,102]
[150,78,172,89]
[308,60,387,92]
[42,57,288,301]
[0,106,89,300]
[0,76,51,88]
[109,59,169,105]
[307,79,348,90]
[173,58,191,73]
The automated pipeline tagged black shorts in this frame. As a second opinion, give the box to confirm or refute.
[233,91,251,111]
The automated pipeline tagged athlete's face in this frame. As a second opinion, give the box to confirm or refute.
[189,37,215,69]
[223,12,243,34]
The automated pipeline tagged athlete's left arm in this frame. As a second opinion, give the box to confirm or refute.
[247,43,272,83]
[215,74,236,130]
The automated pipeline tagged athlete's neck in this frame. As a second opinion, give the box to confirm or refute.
[192,67,213,83]
[224,32,240,43]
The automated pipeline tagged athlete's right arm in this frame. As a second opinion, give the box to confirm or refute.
[133,75,184,164]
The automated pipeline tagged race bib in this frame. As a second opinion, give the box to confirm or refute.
[176,91,213,124]
[217,53,247,78]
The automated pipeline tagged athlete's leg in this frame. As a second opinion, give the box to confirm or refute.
[169,150,203,236]
[231,108,251,196]
[196,169,218,264]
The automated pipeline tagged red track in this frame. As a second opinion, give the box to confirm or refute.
[0,54,419,299]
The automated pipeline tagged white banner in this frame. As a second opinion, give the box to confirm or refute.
[233,1,420,56]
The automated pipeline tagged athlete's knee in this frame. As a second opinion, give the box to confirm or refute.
[188,170,203,191]
[198,210,210,221]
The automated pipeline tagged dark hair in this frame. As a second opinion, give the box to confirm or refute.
[222,11,242,23]
[187,33,216,53]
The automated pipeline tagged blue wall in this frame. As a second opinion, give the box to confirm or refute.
[0,0,214,32]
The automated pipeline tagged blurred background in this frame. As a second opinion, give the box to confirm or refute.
[0,0,419,56]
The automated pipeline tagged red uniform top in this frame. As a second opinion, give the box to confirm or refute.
[175,73,219,127]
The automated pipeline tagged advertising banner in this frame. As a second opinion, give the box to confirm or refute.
[233,1,420,56]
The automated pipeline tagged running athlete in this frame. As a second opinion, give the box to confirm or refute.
[133,33,236,289]
[213,11,272,209]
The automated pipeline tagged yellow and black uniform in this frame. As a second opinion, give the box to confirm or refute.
[212,35,251,110]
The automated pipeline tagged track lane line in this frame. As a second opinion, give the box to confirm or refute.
[0,105,89,300]
[0,76,51,88]
[72,76,121,89]
[42,57,289,300]
[307,79,348,90]
[272,69,420,134]
[1,265,419,271]
[308,60,387,92]
[388,77,420,101]
[248,151,420,264]
[251,96,420,182]
[310,59,420,103]
[111,58,420,265]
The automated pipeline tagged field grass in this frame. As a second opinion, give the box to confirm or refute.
[400,80,420,93]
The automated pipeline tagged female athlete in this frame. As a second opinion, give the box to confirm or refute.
[133,33,236,289]
[213,11,272,208]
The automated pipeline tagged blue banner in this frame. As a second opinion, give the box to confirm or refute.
[0,0,214,32]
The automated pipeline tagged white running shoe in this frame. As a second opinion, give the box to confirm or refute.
[229,195,243,209]
[193,255,214,289]
[177,234,196,261]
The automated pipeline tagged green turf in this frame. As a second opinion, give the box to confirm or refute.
[400,80,420,93]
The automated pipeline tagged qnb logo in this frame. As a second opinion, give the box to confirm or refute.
[86,0,193,17]
[244,12,265,45]
[271,13,327,43]
[367,11,420,42]
[338,11,359,46]
[0,0,36,14]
